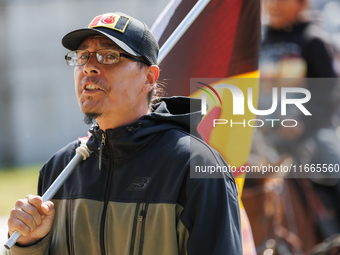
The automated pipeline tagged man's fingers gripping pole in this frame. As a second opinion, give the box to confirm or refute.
[4,143,91,250]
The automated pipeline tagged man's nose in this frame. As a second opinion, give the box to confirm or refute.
[83,52,101,75]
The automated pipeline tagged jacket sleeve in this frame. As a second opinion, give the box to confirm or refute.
[305,38,337,78]
[8,232,51,255]
[178,146,243,255]
[300,38,340,130]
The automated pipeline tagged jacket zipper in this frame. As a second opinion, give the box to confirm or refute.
[99,131,114,255]
[98,132,106,170]
[66,199,74,255]
[129,203,141,255]
[129,203,149,255]
[138,203,149,255]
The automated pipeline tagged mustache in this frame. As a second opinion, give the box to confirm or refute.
[80,77,109,92]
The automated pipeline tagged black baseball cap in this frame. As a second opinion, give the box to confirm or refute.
[62,12,159,65]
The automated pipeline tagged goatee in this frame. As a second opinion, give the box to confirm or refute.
[84,113,102,125]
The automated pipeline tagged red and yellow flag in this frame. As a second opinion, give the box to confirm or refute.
[152,0,260,254]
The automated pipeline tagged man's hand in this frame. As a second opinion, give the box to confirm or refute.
[7,195,55,246]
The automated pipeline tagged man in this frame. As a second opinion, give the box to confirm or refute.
[7,12,242,255]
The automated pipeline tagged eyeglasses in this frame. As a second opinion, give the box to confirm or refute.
[65,49,149,66]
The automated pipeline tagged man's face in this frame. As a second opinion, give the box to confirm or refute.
[264,0,305,29]
[74,35,150,128]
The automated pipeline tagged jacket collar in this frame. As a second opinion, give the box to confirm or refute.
[85,96,202,159]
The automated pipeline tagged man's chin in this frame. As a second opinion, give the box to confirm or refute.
[84,112,102,125]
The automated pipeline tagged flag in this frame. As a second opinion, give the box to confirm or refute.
[152,0,260,254]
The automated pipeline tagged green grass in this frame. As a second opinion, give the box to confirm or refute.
[0,164,42,216]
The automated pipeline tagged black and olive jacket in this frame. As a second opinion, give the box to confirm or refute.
[9,97,242,255]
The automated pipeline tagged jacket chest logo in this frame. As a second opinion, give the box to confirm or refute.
[128,177,151,191]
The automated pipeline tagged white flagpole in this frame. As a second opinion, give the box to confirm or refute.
[157,0,211,64]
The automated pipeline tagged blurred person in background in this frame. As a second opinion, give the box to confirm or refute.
[245,0,340,253]
[260,0,340,161]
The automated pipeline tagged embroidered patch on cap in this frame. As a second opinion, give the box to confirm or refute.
[88,13,130,33]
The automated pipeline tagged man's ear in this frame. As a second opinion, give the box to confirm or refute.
[142,65,159,94]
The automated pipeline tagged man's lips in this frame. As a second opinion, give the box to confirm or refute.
[83,84,102,92]
[81,84,103,95]
[80,77,109,94]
